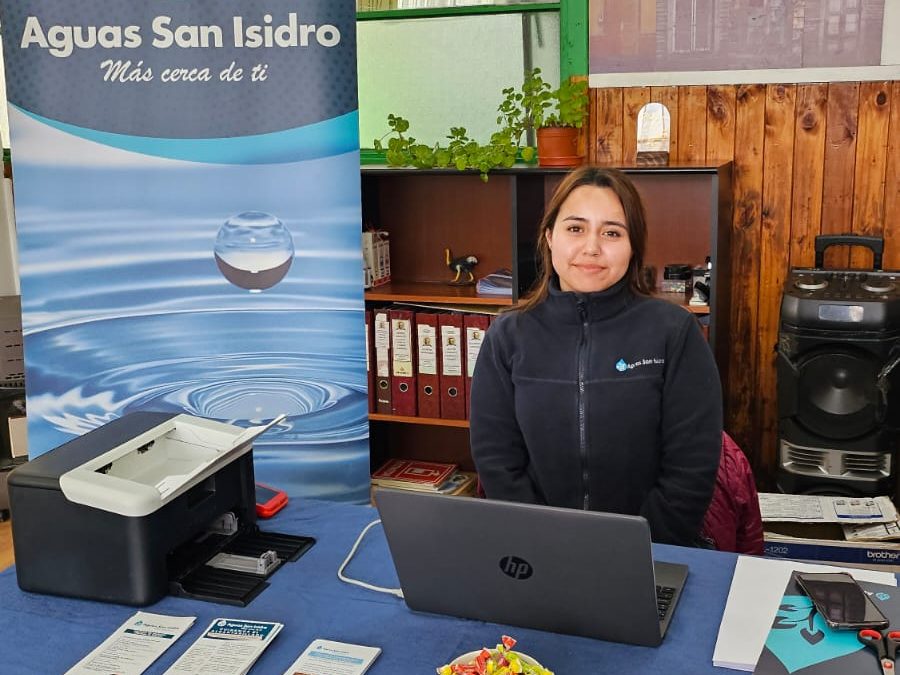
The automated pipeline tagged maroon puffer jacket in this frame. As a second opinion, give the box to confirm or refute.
[699,432,764,555]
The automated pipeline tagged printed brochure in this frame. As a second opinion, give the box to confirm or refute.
[163,618,283,675]
[65,611,196,675]
[283,639,381,675]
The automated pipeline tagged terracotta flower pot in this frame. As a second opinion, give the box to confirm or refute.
[536,126,583,168]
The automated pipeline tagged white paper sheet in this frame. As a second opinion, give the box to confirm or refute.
[282,639,381,675]
[164,618,282,675]
[758,493,897,523]
[65,611,196,675]
[712,556,896,671]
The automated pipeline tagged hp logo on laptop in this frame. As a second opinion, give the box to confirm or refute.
[499,555,533,580]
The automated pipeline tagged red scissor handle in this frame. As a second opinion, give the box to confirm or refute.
[859,629,889,659]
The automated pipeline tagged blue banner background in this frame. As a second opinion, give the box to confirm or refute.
[2,0,368,501]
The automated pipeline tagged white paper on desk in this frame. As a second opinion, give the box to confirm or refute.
[712,556,896,671]
[65,611,196,675]
[282,639,381,675]
[163,618,282,675]
[758,493,897,523]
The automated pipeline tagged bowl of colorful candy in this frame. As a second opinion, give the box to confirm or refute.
[437,636,554,675]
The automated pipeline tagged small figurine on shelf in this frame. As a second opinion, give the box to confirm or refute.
[445,248,478,285]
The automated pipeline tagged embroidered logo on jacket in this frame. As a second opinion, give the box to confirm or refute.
[615,357,664,372]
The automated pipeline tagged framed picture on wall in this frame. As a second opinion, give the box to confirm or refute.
[588,0,899,86]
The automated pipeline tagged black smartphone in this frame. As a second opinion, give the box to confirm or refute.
[254,482,288,519]
[795,571,889,630]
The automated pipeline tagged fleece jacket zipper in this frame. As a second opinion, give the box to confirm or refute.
[577,299,590,511]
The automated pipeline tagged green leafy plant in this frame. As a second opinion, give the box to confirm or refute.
[496,68,588,133]
[373,69,587,179]
[544,76,589,128]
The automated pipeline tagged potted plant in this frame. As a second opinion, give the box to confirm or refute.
[521,69,589,167]
[373,68,588,177]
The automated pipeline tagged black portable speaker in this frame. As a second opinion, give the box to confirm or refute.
[777,235,900,497]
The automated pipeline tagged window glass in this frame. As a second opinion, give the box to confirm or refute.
[357,11,559,148]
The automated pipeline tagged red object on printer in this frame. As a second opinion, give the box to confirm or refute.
[255,482,288,518]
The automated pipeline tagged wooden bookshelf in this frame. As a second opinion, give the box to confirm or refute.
[361,164,731,472]
[365,282,512,306]
[657,292,711,315]
[369,412,469,428]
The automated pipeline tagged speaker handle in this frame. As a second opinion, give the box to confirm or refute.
[814,235,884,270]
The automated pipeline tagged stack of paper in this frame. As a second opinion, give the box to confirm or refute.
[759,493,897,523]
[475,269,513,297]
[760,492,900,545]
[164,618,283,675]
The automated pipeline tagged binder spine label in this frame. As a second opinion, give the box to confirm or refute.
[391,318,413,377]
[441,325,462,376]
[417,324,437,375]
[466,326,485,377]
[365,320,370,372]
[374,312,390,377]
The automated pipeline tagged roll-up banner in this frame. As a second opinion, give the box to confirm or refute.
[0,1,369,501]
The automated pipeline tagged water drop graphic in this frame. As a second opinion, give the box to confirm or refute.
[615,358,627,372]
[214,211,294,291]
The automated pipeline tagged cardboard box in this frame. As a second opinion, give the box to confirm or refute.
[761,493,900,570]
[764,521,900,570]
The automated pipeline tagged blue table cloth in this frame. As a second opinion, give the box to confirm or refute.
[0,498,739,673]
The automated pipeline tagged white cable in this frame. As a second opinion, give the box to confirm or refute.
[337,518,404,599]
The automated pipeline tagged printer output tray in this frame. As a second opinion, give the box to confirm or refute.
[169,527,315,606]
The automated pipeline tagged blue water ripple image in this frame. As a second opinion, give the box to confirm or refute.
[12,113,369,502]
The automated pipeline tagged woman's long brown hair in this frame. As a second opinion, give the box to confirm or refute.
[515,166,652,313]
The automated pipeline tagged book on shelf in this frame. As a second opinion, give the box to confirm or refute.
[389,308,416,416]
[362,230,390,289]
[434,470,477,496]
[371,458,457,491]
[373,308,392,414]
[371,471,477,504]
[415,311,441,418]
[464,313,489,415]
[365,305,500,421]
[438,312,466,419]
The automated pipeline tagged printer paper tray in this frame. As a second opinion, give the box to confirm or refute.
[170,529,315,606]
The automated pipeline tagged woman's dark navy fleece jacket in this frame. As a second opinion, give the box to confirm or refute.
[470,277,723,546]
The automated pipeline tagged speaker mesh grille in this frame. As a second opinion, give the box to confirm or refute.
[783,443,890,480]
[785,447,827,471]
[843,453,889,474]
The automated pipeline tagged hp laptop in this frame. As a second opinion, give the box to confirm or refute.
[375,489,688,646]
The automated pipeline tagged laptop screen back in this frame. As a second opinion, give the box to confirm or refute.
[375,489,687,646]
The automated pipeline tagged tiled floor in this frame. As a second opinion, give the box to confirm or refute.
[0,519,13,571]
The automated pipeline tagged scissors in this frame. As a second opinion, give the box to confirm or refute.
[858,628,900,674]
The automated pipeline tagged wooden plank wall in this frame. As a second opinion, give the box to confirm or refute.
[588,81,900,487]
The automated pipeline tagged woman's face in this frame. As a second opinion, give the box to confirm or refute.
[545,185,632,294]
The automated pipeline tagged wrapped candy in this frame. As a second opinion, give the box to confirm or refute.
[436,636,554,675]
